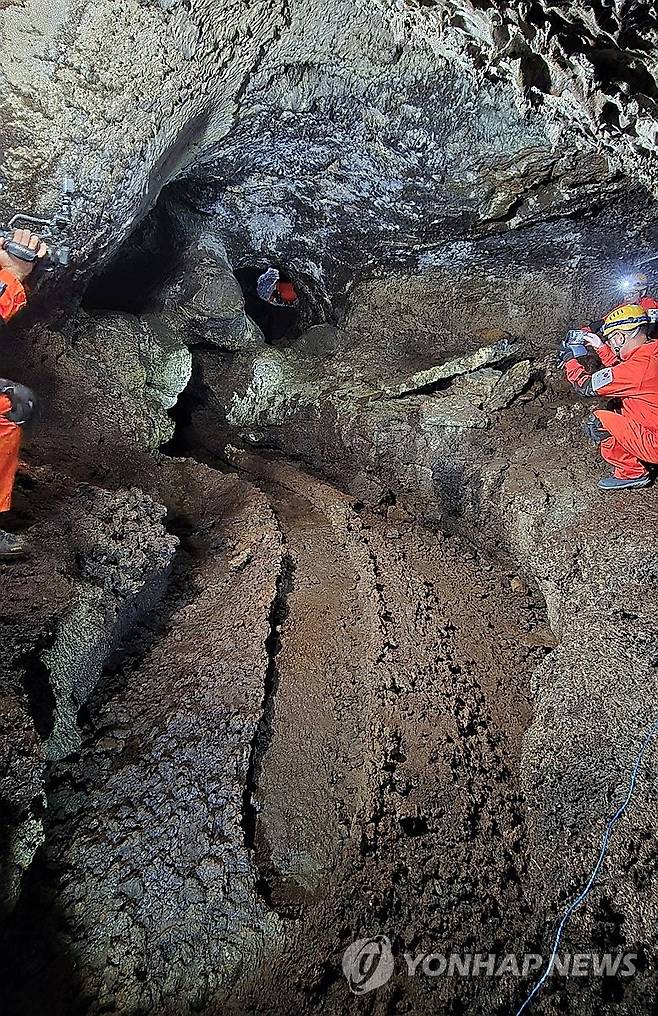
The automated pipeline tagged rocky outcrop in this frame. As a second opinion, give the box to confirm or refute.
[41,486,177,760]
[140,235,266,350]
[2,0,655,298]
[0,474,176,912]
[0,307,191,485]
[1,463,288,1015]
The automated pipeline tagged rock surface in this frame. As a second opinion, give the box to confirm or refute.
[1,453,552,1015]
[382,337,515,396]
[1,1,658,1014]
[0,473,176,912]
[1,0,655,294]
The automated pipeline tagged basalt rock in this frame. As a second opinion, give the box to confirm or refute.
[0,474,176,913]
[1,0,656,296]
[2,1,658,1014]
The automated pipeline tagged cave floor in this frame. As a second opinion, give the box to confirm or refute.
[1,452,556,1015]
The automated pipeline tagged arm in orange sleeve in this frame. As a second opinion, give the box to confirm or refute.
[0,270,27,323]
[564,358,597,397]
[588,357,648,398]
[565,355,647,399]
[596,342,618,367]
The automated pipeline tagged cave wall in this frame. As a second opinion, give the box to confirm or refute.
[3,0,657,297]
[2,1,658,1012]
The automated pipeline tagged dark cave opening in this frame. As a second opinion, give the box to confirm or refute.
[81,203,180,315]
[231,266,302,345]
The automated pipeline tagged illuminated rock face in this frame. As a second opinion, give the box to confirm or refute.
[2,0,656,288]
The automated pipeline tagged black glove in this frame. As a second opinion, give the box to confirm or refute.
[0,380,36,425]
[583,413,611,446]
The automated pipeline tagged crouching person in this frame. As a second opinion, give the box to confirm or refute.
[560,304,658,491]
[0,229,46,556]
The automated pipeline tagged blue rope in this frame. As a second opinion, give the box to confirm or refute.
[515,718,658,1016]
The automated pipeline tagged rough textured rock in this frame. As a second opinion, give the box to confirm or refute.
[2,453,555,1016]
[486,358,533,410]
[382,337,515,396]
[0,473,176,912]
[1,0,654,297]
[2,463,287,1015]
[1,308,191,484]
[2,1,658,1014]
[139,235,266,350]
[41,486,177,760]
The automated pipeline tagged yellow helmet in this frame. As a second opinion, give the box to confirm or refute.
[602,304,649,336]
[619,271,649,294]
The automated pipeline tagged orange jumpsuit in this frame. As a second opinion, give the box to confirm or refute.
[566,339,658,479]
[0,269,27,511]
[274,281,299,305]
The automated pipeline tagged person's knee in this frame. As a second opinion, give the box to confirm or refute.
[0,380,36,425]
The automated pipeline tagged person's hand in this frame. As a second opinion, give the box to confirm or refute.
[559,331,588,362]
[582,331,603,350]
[0,229,48,282]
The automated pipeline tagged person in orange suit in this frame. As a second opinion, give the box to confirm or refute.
[0,228,47,556]
[560,304,658,490]
[580,270,658,340]
[256,266,299,307]
[617,270,658,316]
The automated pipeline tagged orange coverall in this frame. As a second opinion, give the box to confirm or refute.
[0,268,27,511]
[276,281,298,305]
[566,338,658,479]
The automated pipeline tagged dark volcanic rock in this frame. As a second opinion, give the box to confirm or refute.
[0,472,176,912]
[1,464,286,1015]
[1,1,658,1014]
[2,0,655,293]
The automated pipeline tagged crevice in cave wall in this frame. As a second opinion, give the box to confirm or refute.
[81,203,181,315]
[20,650,57,742]
[242,548,296,913]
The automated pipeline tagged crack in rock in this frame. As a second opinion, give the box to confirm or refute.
[242,548,296,877]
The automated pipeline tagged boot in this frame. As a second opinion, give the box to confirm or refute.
[598,474,651,491]
[0,529,25,558]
